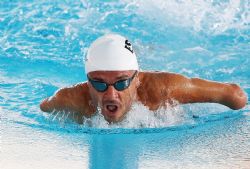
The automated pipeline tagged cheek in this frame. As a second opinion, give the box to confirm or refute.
[89,86,103,104]
[121,88,136,107]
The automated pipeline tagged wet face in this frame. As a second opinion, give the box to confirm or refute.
[87,70,139,123]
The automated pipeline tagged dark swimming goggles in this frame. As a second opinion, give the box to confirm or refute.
[87,71,137,92]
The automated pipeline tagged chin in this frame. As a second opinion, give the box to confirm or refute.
[102,110,124,123]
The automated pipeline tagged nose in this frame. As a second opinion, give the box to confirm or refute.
[104,85,119,99]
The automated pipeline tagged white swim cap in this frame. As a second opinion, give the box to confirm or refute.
[85,34,139,74]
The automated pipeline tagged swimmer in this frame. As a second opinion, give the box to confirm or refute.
[40,34,247,123]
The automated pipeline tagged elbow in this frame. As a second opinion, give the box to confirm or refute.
[40,98,51,112]
[232,94,247,110]
[228,84,248,110]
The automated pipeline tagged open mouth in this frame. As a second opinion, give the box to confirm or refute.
[106,105,118,113]
[102,100,121,119]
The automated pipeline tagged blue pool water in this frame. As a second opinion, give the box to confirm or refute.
[1,0,250,168]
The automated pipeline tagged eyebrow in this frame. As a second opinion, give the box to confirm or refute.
[92,77,104,81]
[91,74,130,82]
[115,75,130,80]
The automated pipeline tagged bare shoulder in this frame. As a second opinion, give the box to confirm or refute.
[40,82,94,117]
[55,82,89,99]
[138,71,188,85]
[137,71,189,110]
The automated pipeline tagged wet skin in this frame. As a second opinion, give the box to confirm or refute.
[40,71,248,123]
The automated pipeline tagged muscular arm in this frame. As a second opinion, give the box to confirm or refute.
[169,74,247,110]
[138,72,247,110]
[40,83,95,123]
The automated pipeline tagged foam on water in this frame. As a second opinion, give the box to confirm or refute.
[75,101,188,129]
[129,0,249,35]
[39,98,240,134]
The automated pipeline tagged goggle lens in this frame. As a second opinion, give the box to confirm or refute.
[91,81,108,92]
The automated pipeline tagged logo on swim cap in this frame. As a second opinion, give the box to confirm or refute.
[84,34,139,74]
[125,39,134,54]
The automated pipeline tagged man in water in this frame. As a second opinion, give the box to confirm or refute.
[40,34,247,123]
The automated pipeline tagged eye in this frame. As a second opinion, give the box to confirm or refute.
[91,81,107,91]
[115,80,130,91]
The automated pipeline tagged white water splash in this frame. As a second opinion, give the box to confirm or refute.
[45,100,238,130]
[73,101,192,129]
[128,0,249,34]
